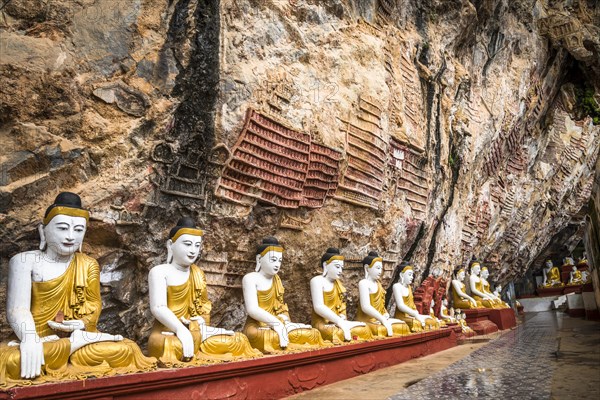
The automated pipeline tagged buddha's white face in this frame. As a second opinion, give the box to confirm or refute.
[324,259,343,280]
[43,214,87,256]
[545,260,553,268]
[367,261,383,280]
[170,234,202,267]
[471,264,481,276]
[401,270,414,285]
[572,266,577,272]
[258,250,283,276]
[565,257,574,265]
[481,269,489,279]
[457,270,466,280]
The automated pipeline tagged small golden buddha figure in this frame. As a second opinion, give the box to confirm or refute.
[392,263,440,332]
[480,267,510,309]
[452,268,481,309]
[440,298,456,324]
[242,237,331,354]
[540,260,564,288]
[310,248,373,343]
[469,261,501,309]
[568,266,584,285]
[356,252,410,337]
[429,299,446,327]
[456,311,474,334]
[1,192,156,388]
[147,218,262,366]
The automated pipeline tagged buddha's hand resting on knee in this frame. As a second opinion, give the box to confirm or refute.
[175,326,195,359]
[19,334,45,379]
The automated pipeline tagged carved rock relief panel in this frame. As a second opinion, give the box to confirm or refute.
[389,137,429,220]
[335,96,387,209]
[215,109,342,209]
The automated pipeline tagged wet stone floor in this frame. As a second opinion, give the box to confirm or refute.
[288,311,600,399]
[390,312,560,400]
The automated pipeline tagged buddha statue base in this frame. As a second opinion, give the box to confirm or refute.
[488,308,517,330]
[462,309,499,335]
[0,338,156,388]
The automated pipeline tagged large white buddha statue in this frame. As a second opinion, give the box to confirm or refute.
[392,263,440,332]
[147,217,261,366]
[356,252,410,337]
[468,261,499,309]
[568,265,584,285]
[480,267,509,308]
[540,259,563,288]
[1,192,156,388]
[242,237,330,354]
[310,248,372,343]
[451,268,480,309]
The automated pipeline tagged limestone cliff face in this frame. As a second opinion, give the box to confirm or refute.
[1,0,598,341]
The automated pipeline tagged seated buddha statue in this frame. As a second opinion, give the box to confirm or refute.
[310,248,372,343]
[429,299,446,327]
[440,298,456,324]
[356,252,410,337]
[581,270,591,284]
[468,261,500,309]
[568,265,584,285]
[1,192,156,388]
[540,260,563,288]
[148,218,262,366]
[242,237,330,354]
[451,268,481,309]
[392,263,440,332]
[480,267,509,308]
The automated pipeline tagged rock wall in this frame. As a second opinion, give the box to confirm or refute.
[1,0,599,342]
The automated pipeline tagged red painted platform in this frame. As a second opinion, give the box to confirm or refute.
[536,287,564,297]
[1,329,456,400]
[563,285,583,295]
[488,308,517,330]
[582,283,594,292]
[463,309,499,335]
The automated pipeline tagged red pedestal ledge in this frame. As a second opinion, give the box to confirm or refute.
[1,329,456,400]
[488,308,517,330]
[563,285,583,295]
[463,309,499,335]
[536,287,564,297]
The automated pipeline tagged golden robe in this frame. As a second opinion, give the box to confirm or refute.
[394,286,440,332]
[0,253,156,388]
[243,275,330,354]
[473,280,502,309]
[147,265,261,365]
[481,280,509,308]
[543,267,563,287]
[452,282,483,309]
[569,270,583,285]
[356,281,410,337]
[311,280,373,343]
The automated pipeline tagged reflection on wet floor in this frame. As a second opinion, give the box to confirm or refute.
[390,312,561,400]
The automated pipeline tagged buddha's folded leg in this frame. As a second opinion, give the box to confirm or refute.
[399,316,424,333]
[424,318,440,330]
[315,323,345,344]
[391,322,411,336]
[364,322,388,337]
[69,339,156,372]
[350,325,374,340]
[453,298,474,309]
[0,339,71,386]
[199,333,262,360]
[243,324,281,354]
[287,328,331,348]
